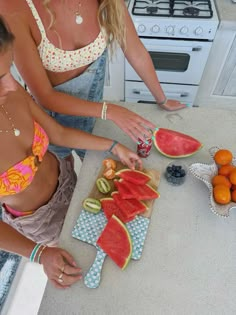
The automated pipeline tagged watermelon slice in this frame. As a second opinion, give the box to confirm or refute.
[97,215,132,270]
[121,180,160,200]
[112,191,147,219]
[115,169,151,185]
[100,197,135,223]
[153,128,202,158]
[113,179,136,199]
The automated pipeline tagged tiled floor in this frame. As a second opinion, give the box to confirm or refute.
[2,153,82,315]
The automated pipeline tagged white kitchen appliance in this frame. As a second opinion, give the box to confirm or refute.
[125,0,219,105]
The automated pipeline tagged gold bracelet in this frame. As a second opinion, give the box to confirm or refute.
[101,101,107,120]
[157,97,167,107]
[37,245,47,264]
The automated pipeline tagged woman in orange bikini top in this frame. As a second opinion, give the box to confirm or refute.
[0,16,143,289]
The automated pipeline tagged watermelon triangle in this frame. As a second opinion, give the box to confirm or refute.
[114,179,136,199]
[97,215,132,269]
[100,197,135,223]
[115,169,151,185]
[121,180,160,201]
[112,191,147,219]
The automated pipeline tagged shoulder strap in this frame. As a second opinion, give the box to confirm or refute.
[25,0,46,36]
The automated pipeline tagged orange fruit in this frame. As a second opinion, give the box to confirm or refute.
[218,164,235,177]
[103,168,116,180]
[214,149,233,166]
[102,158,117,170]
[229,169,236,185]
[211,175,231,188]
[213,184,231,205]
[231,190,236,202]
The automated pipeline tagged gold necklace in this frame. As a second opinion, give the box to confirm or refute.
[0,104,21,137]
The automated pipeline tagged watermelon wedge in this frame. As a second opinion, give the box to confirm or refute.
[97,215,132,270]
[153,128,202,158]
[113,179,136,199]
[100,197,135,223]
[115,169,151,185]
[121,180,160,201]
[112,191,147,219]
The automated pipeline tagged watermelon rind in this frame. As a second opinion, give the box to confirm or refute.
[97,215,132,270]
[153,128,203,158]
[115,169,151,185]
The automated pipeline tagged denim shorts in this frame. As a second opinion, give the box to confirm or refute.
[47,49,107,159]
[2,157,77,246]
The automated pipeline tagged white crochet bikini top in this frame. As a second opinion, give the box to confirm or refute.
[25,0,107,72]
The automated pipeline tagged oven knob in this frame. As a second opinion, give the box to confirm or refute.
[137,24,146,33]
[151,25,160,33]
[195,27,203,35]
[166,26,174,35]
[180,26,189,35]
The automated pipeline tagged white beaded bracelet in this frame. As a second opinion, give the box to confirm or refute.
[101,101,107,120]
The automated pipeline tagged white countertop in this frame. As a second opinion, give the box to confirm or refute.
[39,104,236,315]
[215,0,236,30]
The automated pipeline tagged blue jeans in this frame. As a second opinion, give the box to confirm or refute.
[47,49,107,159]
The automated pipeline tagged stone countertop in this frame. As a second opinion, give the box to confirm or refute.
[214,0,236,30]
[38,103,236,315]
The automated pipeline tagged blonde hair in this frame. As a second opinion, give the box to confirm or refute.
[42,0,126,53]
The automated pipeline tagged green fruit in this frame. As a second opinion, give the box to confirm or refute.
[83,198,101,213]
[96,177,111,194]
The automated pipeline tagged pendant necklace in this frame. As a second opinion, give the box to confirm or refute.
[75,1,84,24]
[0,104,21,137]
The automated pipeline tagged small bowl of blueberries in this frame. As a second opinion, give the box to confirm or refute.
[165,162,187,186]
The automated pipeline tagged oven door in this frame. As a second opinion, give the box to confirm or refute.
[125,38,212,85]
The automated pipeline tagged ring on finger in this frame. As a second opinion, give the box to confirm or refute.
[61,263,66,273]
[58,272,64,283]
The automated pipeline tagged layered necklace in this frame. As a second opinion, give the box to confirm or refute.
[0,104,21,137]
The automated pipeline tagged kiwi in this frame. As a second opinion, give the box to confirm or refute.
[96,177,111,194]
[83,198,101,213]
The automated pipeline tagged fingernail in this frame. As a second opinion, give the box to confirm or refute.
[155,127,159,131]
[137,141,141,145]
[185,103,191,107]
[152,136,155,141]
[145,140,149,144]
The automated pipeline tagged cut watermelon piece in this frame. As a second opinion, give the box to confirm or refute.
[100,197,135,223]
[112,191,147,219]
[115,169,151,185]
[121,180,160,200]
[113,179,136,199]
[97,215,132,270]
[153,128,202,158]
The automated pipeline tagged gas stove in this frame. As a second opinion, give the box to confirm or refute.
[128,0,219,40]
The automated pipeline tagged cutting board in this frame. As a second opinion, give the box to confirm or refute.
[72,161,160,288]
[88,161,160,218]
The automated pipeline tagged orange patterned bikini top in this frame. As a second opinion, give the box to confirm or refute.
[0,121,49,196]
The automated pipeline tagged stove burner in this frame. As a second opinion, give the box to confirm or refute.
[131,0,214,19]
[146,6,158,14]
[183,6,200,17]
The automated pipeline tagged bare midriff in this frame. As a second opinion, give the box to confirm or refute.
[0,151,59,213]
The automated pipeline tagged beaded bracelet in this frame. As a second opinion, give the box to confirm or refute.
[101,101,107,120]
[107,140,119,153]
[29,243,41,262]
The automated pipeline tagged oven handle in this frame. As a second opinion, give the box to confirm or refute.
[133,89,189,98]
[144,45,202,53]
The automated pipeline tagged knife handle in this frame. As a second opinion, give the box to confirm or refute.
[84,249,107,289]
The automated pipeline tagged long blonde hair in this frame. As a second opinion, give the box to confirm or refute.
[42,0,126,53]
